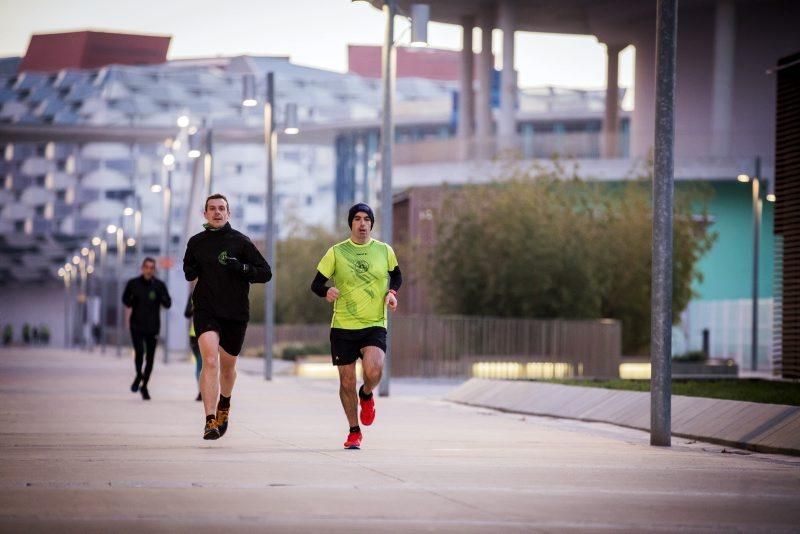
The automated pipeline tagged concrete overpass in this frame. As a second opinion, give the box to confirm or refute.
[371,0,799,163]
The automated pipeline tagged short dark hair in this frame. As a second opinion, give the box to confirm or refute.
[204,193,230,212]
[142,257,156,267]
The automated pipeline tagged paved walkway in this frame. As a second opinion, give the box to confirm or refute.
[1,347,800,532]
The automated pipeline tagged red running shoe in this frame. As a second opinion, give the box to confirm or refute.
[344,431,362,449]
[359,396,376,426]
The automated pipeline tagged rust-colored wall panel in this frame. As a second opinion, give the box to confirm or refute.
[19,31,170,73]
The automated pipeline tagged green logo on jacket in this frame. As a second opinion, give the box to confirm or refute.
[218,251,229,265]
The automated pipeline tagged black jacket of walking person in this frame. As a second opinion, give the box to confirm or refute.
[183,222,271,322]
[122,274,172,335]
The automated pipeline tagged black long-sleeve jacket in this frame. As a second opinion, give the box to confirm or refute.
[183,222,271,322]
[122,275,172,335]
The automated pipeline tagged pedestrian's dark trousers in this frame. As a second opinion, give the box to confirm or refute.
[130,329,157,386]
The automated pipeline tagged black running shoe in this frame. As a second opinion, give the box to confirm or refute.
[140,386,150,401]
[216,408,229,438]
[131,378,140,393]
[203,419,220,440]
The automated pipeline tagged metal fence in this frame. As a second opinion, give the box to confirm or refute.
[672,298,774,372]
[247,315,621,379]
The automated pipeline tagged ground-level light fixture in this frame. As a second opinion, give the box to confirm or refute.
[737,174,750,183]
[91,236,101,246]
[81,247,89,256]
[126,238,136,247]
[72,255,80,265]
[106,224,117,234]
[766,193,776,202]
[123,206,134,216]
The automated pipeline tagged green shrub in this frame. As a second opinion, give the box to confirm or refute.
[279,342,330,361]
[673,350,708,362]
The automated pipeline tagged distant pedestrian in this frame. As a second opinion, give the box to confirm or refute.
[40,325,50,345]
[310,203,402,449]
[122,257,172,400]
[183,194,271,440]
[22,324,30,345]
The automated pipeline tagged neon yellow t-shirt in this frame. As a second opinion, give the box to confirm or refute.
[317,238,398,329]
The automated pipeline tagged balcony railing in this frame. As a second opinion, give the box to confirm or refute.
[394,131,627,165]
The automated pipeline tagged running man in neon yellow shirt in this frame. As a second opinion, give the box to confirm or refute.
[311,203,402,449]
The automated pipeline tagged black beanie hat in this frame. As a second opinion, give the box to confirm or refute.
[348,203,375,229]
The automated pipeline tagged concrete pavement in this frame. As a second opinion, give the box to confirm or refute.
[448,379,800,456]
[1,347,800,532]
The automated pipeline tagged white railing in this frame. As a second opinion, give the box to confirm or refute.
[672,298,774,371]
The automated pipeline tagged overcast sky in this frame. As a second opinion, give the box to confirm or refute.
[0,0,634,101]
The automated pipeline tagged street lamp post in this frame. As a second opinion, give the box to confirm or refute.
[378,0,397,397]
[263,72,276,381]
[111,222,126,357]
[161,156,175,364]
[738,156,763,371]
[60,265,71,348]
[78,250,89,348]
[650,0,677,447]
[86,247,96,351]
[94,236,108,353]
[352,0,427,396]
[243,72,298,381]
[751,158,762,372]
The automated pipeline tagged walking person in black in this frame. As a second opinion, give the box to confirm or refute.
[122,257,172,400]
[183,194,271,440]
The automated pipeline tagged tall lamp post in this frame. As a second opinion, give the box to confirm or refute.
[92,236,108,353]
[737,156,774,372]
[59,264,73,348]
[242,72,299,381]
[351,0,428,396]
[161,151,175,364]
[111,222,126,357]
[378,0,398,397]
[650,0,677,447]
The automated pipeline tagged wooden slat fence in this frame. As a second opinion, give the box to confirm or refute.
[246,315,621,378]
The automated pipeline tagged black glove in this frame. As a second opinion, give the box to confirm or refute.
[225,256,250,276]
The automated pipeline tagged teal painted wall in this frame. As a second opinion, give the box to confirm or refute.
[691,181,774,300]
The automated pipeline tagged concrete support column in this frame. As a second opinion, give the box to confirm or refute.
[498,0,516,149]
[631,31,655,159]
[711,0,735,158]
[603,43,623,158]
[458,15,475,158]
[476,4,494,156]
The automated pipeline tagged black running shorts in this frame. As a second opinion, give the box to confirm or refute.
[193,309,248,357]
[329,326,387,366]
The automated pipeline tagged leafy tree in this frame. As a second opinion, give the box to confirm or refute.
[249,224,335,325]
[431,163,715,354]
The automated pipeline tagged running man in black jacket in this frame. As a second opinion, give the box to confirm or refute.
[122,257,172,400]
[183,194,271,440]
